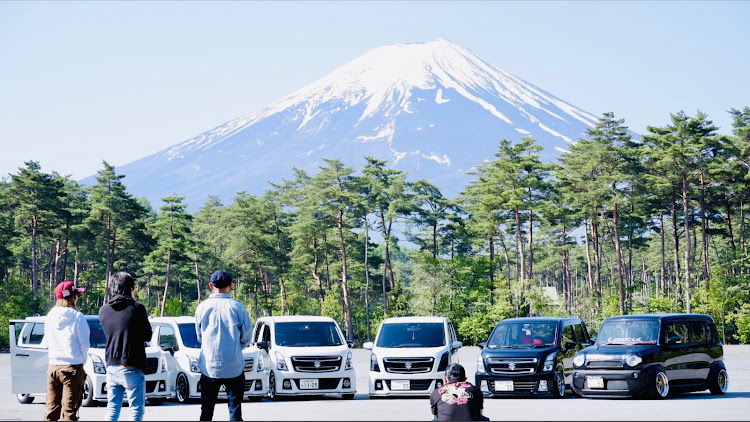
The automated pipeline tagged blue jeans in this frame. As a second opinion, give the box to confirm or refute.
[199,373,245,421]
[105,365,145,421]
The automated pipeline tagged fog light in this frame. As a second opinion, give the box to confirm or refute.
[255,380,263,390]
[538,380,548,392]
[375,381,383,390]
[632,372,639,378]
[480,380,489,392]
[159,381,166,391]
[283,380,292,389]
[343,378,351,388]
[436,380,443,388]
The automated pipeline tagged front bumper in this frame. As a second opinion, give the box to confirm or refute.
[475,372,558,397]
[368,371,445,396]
[192,372,268,398]
[571,368,648,398]
[92,372,172,401]
[272,369,356,396]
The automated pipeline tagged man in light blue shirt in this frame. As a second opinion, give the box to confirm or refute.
[195,270,252,421]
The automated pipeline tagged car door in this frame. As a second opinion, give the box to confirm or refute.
[689,321,712,382]
[663,321,693,384]
[253,322,272,372]
[559,323,576,379]
[10,320,49,395]
[157,323,181,391]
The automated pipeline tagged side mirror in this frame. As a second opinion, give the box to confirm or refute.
[160,342,175,355]
[668,336,682,345]
[478,342,487,350]
[346,340,354,349]
[256,341,269,352]
[363,341,374,350]
[451,341,463,350]
[564,341,577,351]
[589,337,597,344]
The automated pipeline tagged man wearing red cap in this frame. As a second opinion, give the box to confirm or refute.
[42,281,89,421]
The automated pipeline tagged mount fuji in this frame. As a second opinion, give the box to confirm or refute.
[98,38,601,210]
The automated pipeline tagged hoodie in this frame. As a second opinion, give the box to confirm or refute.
[99,295,153,371]
[43,306,90,366]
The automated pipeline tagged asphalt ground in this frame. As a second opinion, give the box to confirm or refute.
[0,345,748,421]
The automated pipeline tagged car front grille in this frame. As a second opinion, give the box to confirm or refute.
[383,357,435,374]
[586,360,623,369]
[385,379,433,390]
[291,356,342,372]
[487,357,538,374]
[244,358,254,372]
[489,380,536,393]
[292,378,341,389]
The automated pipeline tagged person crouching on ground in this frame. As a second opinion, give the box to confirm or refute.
[99,272,152,421]
[430,363,489,421]
[195,270,253,421]
[43,281,90,421]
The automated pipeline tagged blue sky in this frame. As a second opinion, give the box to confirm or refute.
[1,1,748,181]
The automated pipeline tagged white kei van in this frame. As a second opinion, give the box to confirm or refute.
[9,315,173,406]
[363,316,462,397]
[253,315,356,400]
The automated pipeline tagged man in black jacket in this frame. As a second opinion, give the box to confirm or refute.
[99,272,152,421]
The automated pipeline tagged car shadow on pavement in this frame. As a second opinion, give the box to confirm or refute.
[668,391,750,400]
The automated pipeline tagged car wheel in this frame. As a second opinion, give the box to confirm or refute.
[246,395,263,402]
[268,371,277,401]
[646,369,669,399]
[342,393,355,400]
[81,376,96,407]
[553,369,566,398]
[16,393,34,404]
[708,368,729,395]
[148,398,165,405]
[176,373,190,403]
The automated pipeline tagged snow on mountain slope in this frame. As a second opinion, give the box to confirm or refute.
[91,39,601,210]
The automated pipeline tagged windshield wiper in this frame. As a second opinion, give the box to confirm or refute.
[533,344,555,348]
[499,345,532,349]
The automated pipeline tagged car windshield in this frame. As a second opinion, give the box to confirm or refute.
[376,323,446,348]
[486,322,557,349]
[274,322,343,347]
[87,321,107,349]
[597,320,659,345]
[178,323,201,348]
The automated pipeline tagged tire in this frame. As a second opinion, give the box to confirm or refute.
[268,371,278,401]
[645,369,669,399]
[246,395,264,402]
[81,376,96,407]
[16,393,34,404]
[552,369,566,398]
[176,373,190,404]
[342,393,355,400]
[148,398,165,405]
[708,368,729,395]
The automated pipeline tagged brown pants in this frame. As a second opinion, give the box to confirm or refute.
[44,364,87,421]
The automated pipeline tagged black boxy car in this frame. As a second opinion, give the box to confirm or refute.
[571,313,728,399]
[475,317,592,398]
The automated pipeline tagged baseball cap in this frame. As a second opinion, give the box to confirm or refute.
[56,281,85,299]
[210,270,232,288]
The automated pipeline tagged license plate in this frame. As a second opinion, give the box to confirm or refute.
[391,380,410,390]
[494,381,514,391]
[587,376,604,389]
[299,379,319,389]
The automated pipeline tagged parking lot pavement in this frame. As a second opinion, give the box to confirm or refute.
[1,346,749,421]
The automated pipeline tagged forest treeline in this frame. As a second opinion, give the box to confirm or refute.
[1,108,749,349]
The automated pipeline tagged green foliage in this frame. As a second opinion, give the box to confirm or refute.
[729,303,750,344]
[163,297,185,316]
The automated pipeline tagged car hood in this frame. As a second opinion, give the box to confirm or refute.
[578,344,660,360]
[179,345,262,359]
[88,346,163,359]
[482,345,558,360]
[275,344,349,357]
[372,346,447,359]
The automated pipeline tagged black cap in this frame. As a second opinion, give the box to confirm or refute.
[210,270,232,288]
[445,363,466,382]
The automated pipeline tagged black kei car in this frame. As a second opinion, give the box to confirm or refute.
[475,317,592,398]
[571,313,728,399]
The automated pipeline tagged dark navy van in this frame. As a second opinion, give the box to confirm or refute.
[475,317,592,398]
[571,313,728,399]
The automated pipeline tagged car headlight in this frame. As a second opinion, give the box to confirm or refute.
[345,351,353,370]
[189,359,201,373]
[90,354,106,374]
[370,353,380,372]
[437,352,450,371]
[476,354,485,373]
[573,354,585,368]
[543,352,556,372]
[161,358,167,373]
[275,352,288,371]
[257,358,264,372]
[626,355,642,367]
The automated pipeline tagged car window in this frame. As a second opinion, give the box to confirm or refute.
[177,323,201,349]
[262,324,271,344]
[689,322,711,344]
[376,323,446,348]
[160,324,179,351]
[275,322,343,347]
[22,323,45,346]
[561,324,574,345]
[597,320,658,345]
[253,322,264,344]
[487,322,557,348]
[573,324,585,343]
[665,322,689,345]
[448,321,457,344]
[88,321,107,348]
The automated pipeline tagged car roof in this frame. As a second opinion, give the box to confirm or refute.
[381,316,448,324]
[604,313,714,322]
[257,315,336,323]
[496,316,579,324]
[11,315,101,324]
